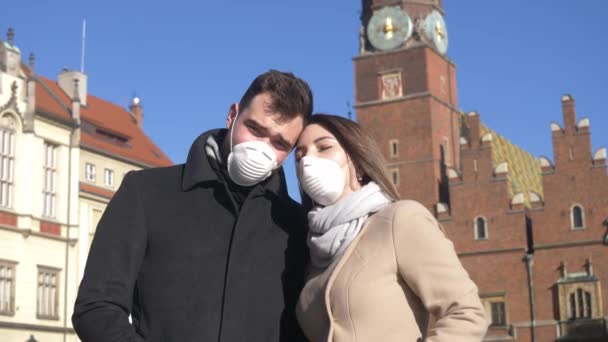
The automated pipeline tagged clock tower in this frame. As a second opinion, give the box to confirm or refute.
[355,0,458,211]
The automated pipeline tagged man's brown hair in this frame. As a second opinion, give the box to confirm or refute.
[239,70,313,122]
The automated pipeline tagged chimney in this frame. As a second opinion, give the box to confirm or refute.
[71,78,81,123]
[129,96,143,129]
[58,69,87,106]
[70,78,82,146]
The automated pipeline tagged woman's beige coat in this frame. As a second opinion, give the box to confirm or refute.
[296,200,488,342]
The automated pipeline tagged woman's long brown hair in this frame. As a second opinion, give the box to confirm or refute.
[299,113,400,210]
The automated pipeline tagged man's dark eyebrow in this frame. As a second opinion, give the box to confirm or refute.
[277,135,291,149]
[244,118,268,133]
[245,118,291,148]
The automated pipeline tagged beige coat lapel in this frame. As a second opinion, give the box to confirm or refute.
[322,218,373,340]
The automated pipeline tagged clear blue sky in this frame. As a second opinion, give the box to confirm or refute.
[3,1,607,200]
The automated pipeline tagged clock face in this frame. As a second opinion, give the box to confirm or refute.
[367,6,413,51]
[424,10,449,55]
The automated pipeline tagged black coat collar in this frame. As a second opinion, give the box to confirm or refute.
[181,129,288,197]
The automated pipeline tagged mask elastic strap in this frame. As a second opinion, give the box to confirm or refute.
[229,105,239,153]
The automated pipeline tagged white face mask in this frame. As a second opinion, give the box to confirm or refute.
[299,156,345,206]
[227,141,277,186]
[226,109,279,187]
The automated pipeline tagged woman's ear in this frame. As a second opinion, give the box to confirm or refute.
[346,157,363,189]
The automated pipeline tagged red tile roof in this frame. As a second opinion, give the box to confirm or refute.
[79,183,115,200]
[25,66,172,168]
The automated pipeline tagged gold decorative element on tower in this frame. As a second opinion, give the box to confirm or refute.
[435,21,445,41]
[383,17,394,39]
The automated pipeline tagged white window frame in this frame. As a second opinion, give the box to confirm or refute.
[0,126,15,208]
[390,167,399,186]
[42,143,57,218]
[481,293,508,327]
[389,139,399,158]
[0,260,16,316]
[104,168,114,187]
[570,204,585,230]
[474,216,488,240]
[37,266,60,320]
[85,163,96,182]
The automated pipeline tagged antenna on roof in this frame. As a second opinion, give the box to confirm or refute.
[80,18,86,73]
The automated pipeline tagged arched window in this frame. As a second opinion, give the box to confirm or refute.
[389,139,399,158]
[0,114,16,208]
[474,216,488,240]
[390,168,399,186]
[571,204,585,229]
[569,288,592,320]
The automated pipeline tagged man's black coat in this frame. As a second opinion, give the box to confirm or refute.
[73,130,308,341]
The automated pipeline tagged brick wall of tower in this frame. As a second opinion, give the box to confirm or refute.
[355,46,459,209]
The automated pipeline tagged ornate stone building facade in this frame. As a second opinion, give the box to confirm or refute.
[0,28,171,341]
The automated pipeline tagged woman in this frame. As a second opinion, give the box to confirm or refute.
[294,114,488,342]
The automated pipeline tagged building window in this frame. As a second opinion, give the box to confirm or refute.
[491,301,506,326]
[104,169,114,187]
[569,288,592,320]
[442,137,451,166]
[557,276,603,324]
[85,163,96,182]
[380,71,403,100]
[585,291,592,318]
[481,294,508,327]
[389,139,399,158]
[474,216,488,240]
[569,290,576,318]
[390,168,399,186]
[42,143,57,218]
[0,260,16,316]
[571,204,585,229]
[0,118,15,208]
[37,267,59,320]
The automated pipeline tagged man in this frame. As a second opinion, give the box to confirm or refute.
[72,70,313,341]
